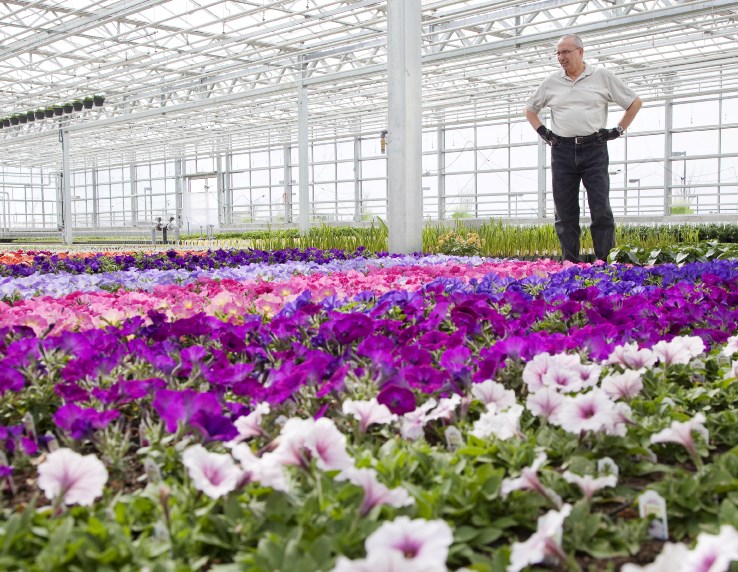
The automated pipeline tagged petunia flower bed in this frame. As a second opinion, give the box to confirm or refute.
[0,248,737,571]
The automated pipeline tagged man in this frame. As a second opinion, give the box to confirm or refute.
[525,34,642,262]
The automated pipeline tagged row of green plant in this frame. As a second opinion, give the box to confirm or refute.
[0,96,105,128]
[6,221,737,262]
[193,221,713,259]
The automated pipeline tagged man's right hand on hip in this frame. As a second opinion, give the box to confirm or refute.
[536,125,560,146]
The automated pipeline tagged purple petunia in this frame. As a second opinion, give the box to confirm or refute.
[53,404,120,440]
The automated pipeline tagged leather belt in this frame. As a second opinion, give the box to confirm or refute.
[558,133,600,145]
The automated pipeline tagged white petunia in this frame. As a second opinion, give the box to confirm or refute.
[508,504,572,572]
[651,336,705,366]
[470,403,524,441]
[303,417,354,471]
[337,467,414,516]
[650,413,709,460]
[526,387,565,423]
[37,448,108,506]
[471,379,517,410]
[601,369,644,400]
[562,470,617,501]
[182,445,242,499]
[342,398,396,433]
[606,342,657,370]
[231,402,270,442]
[364,516,453,569]
[555,389,617,435]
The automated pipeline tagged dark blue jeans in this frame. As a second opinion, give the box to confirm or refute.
[551,139,615,262]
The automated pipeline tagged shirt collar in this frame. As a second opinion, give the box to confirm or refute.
[560,62,592,81]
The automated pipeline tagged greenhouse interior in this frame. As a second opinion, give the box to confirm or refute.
[2,2,738,572]
[1,0,737,247]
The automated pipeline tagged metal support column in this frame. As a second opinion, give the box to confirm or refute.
[298,83,310,232]
[664,99,673,216]
[175,157,184,229]
[387,0,422,253]
[92,168,99,227]
[59,128,73,244]
[283,145,293,223]
[130,164,138,227]
[437,126,445,220]
[354,136,362,222]
[224,152,233,225]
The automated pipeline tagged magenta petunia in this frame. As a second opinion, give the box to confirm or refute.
[377,385,416,415]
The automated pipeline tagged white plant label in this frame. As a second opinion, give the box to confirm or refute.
[639,490,669,540]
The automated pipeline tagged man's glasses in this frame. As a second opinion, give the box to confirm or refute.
[554,48,579,57]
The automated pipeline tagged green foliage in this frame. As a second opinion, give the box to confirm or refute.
[609,241,738,265]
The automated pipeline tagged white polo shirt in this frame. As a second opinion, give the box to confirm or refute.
[525,63,638,138]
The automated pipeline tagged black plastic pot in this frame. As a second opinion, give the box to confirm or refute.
[35,110,45,120]
[45,109,55,118]
[26,112,35,122]
[9,117,18,125]
[73,101,83,111]
[83,99,94,109]
[19,115,27,123]
[63,104,73,114]
[53,107,64,116]
[2,119,9,127]
[93,96,105,106]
